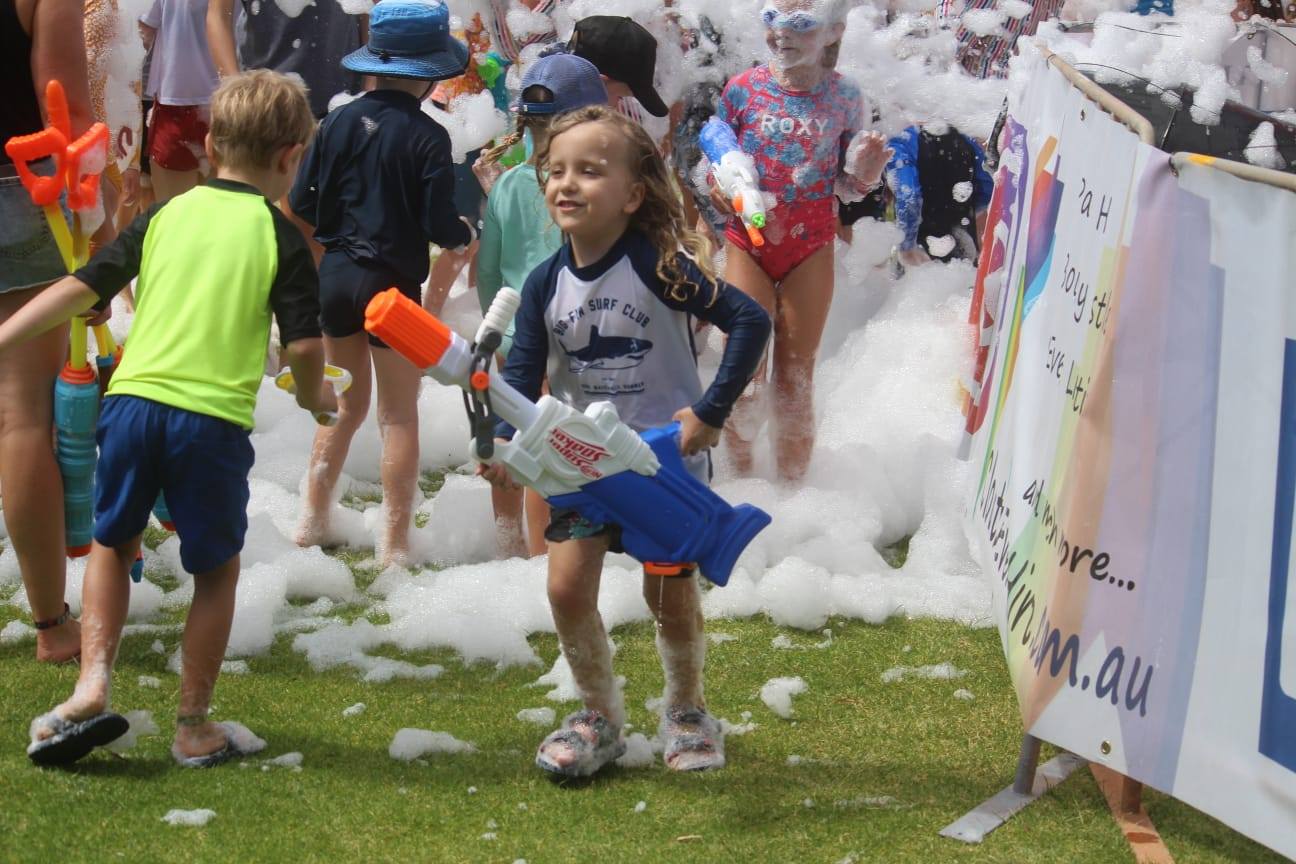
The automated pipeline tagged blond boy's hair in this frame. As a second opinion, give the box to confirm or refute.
[208,70,316,172]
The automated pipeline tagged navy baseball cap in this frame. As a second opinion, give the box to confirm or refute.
[341,0,468,82]
[515,54,608,115]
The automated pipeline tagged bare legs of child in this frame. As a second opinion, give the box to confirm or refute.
[536,537,720,776]
[29,539,244,763]
[723,241,835,483]
[490,485,550,559]
[295,335,420,568]
[0,292,78,662]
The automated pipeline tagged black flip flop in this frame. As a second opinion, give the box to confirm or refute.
[27,712,130,767]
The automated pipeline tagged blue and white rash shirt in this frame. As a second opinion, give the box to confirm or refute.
[497,230,771,439]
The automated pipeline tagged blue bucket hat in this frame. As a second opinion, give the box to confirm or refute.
[515,53,608,116]
[341,0,469,82]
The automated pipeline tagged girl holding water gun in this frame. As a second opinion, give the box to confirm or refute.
[474,52,608,559]
[480,106,770,777]
[710,0,889,482]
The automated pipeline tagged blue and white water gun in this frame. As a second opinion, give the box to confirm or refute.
[364,287,771,586]
[699,117,769,247]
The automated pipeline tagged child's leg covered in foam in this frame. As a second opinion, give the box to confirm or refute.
[371,345,421,567]
[771,241,835,482]
[721,240,777,475]
[296,333,372,548]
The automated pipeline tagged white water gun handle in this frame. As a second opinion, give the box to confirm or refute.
[475,286,521,349]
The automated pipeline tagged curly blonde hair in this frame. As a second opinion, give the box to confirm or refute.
[537,106,717,304]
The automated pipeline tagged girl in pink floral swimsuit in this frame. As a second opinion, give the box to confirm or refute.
[714,0,888,482]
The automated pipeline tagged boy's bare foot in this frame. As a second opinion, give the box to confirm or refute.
[293,510,332,548]
[378,545,411,571]
[173,720,229,760]
[29,688,110,744]
[35,616,81,664]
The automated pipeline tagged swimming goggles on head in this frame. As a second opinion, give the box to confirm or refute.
[760,5,823,32]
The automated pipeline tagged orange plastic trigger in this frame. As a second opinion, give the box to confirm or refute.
[3,127,67,206]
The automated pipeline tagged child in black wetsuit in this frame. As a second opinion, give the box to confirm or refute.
[289,0,476,566]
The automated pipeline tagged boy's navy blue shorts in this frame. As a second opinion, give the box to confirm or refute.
[318,250,421,348]
[94,395,254,574]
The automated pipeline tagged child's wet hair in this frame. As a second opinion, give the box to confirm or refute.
[208,70,316,172]
[538,106,717,303]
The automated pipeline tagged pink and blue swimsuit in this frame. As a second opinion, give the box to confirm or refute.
[716,65,863,281]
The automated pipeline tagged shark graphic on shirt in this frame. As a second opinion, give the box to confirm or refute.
[560,326,654,372]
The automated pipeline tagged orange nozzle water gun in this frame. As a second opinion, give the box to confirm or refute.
[4,79,109,269]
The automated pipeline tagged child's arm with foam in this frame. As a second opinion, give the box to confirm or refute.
[205,0,241,79]
[655,254,772,433]
[266,207,331,415]
[418,124,475,251]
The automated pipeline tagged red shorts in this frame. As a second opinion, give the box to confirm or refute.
[725,196,837,283]
[148,103,209,172]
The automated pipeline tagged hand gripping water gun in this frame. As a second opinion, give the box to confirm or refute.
[273,365,354,426]
[364,287,772,587]
[92,324,122,398]
[6,81,111,558]
[699,117,769,248]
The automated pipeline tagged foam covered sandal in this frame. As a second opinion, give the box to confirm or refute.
[661,706,725,772]
[27,711,129,767]
[535,709,626,778]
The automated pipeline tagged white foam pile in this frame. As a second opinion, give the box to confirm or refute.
[389,728,478,761]
[879,662,968,683]
[516,707,556,726]
[161,809,217,827]
[617,733,659,768]
[760,676,808,718]
[106,710,160,753]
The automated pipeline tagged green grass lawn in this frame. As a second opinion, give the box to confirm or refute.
[0,598,1282,863]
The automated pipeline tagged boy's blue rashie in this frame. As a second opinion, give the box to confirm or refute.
[547,423,770,587]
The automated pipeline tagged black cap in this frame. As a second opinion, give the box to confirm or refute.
[568,16,669,118]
